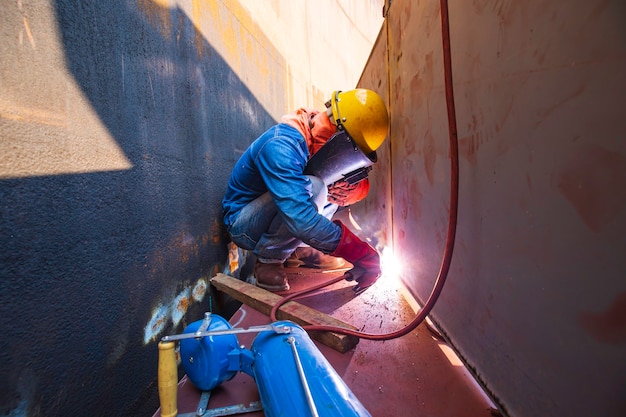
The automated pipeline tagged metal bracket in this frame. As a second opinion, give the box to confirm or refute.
[287,336,319,417]
[200,401,263,417]
[196,391,211,416]
[161,323,291,343]
[174,390,263,417]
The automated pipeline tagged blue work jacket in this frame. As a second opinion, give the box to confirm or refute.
[222,124,342,252]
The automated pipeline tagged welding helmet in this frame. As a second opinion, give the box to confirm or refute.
[304,130,377,186]
[326,89,389,154]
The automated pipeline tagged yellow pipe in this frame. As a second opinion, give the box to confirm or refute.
[158,341,178,417]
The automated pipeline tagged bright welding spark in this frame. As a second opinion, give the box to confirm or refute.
[379,246,402,290]
[347,209,362,231]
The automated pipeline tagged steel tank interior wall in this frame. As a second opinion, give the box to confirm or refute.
[352,0,626,416]
[0,1,383,416]
[0,1,274,416]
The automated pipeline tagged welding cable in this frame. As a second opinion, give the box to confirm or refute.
[271,0,459,341]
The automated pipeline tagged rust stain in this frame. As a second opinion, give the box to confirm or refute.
[472,0,489,15]
[422,129,436,186]
[409,70,423,112]
[210,219,222,245]
[574,0,611,41]
[399,116,414,155]
[197,0,238,63]
[405,48,434,116]
[144,303,169,344]
[459,135,477,166]
[137,0,172,40]
[556,144,626,233]
[459,113,491,166]
[406,51,437,186]
[191,0,208,57]
[171,288,191,326]
[494,74,530,157]
[176,295,189,313]
[152,316,166,333]
[408,177,423,222]
[175,232,199,263]
[192,278,208,302]
[228,242,240,273]
[533,84,586,132]
[392,72,402,104]
[579,292,626,344]
[150,232,200,266]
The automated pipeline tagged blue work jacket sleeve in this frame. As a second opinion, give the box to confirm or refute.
[254,128,341,252]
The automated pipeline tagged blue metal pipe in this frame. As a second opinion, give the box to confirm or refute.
[250,321,370,417]
[179,315,370,416]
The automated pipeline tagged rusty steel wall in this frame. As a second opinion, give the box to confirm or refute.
[0,1,383,416]
[356,0,626,416]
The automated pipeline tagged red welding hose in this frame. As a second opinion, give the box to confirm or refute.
[272,0,459,340]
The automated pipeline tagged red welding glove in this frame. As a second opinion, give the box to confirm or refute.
[327,179,370,207]
[330,221,381,294]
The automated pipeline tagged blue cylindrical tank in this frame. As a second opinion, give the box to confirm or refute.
[251,321,371,417]
[179,314,239,391]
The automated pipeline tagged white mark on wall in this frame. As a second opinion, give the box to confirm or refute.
[106,318,130,367]
[171,288,191,326]
[6,369,38,417]
[143,303,169,345]
[143,277,211,345]
[148,73,155,105]
[192,278,208,302]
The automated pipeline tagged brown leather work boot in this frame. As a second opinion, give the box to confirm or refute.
[284,247,346,269]
[254,260,290,291]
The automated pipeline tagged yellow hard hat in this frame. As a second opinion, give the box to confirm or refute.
[327,89,389,153]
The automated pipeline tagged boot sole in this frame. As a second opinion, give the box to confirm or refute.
[284,260,347,269]
[256,281,290,292]
[284,259,304,268]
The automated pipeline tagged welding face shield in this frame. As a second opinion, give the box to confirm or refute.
[304,130,377,186]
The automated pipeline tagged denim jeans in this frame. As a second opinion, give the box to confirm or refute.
[227,175,333,262]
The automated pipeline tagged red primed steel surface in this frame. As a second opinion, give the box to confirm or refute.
[154,267,496,417]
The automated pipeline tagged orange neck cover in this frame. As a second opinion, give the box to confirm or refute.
[281,108,336,156]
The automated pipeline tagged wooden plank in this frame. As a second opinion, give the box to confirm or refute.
[210,273,359,353]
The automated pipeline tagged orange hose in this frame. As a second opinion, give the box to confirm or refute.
[271,0,459,341]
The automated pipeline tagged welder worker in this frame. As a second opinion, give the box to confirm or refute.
[222,89,389,293]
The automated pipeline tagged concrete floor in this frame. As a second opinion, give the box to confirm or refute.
[154,266,498,417]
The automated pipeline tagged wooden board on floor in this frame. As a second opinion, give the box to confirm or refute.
[210,273,359,352]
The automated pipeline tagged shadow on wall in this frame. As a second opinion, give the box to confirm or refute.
[0,1,273,416]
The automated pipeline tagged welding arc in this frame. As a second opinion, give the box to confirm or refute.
[271,0,459,341]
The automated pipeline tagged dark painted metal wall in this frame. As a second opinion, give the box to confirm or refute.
[1,1,382,415]
[355,1,626,416]
[1,1,276,415]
